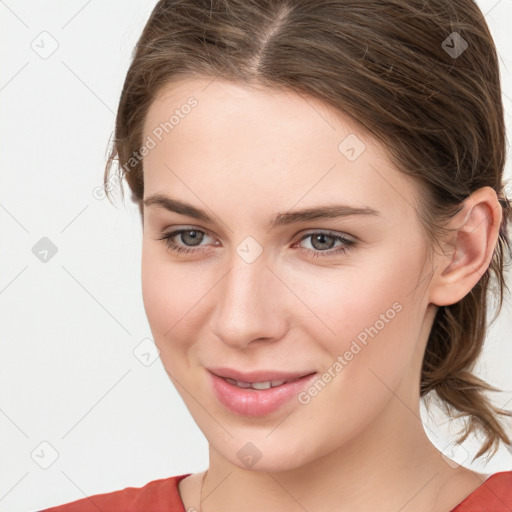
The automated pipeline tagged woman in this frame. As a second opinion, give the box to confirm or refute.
[41,0,512,510]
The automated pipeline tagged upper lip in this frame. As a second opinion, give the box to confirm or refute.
[208,367,316,383]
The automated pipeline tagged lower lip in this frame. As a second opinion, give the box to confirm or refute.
[209,371,317,417]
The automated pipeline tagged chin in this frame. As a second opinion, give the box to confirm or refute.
[208,431,319,474]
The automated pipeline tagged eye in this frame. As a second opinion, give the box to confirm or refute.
[157,228,356,258]
[293,231,356,258]
[157,228,215,255]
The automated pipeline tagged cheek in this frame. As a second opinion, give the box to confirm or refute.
[291,267,424,450]
[141,240,222,378]
[301,258,421,339]
[141,243,198,348]
[299,247,426,390]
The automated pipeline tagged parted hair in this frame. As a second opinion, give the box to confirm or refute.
[105,0,512,461]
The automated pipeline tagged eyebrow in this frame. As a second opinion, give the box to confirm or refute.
[143,193,379,226]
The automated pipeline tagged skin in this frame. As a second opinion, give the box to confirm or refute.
[140,77,501,512]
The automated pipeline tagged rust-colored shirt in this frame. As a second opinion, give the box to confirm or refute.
[39,471,512,511]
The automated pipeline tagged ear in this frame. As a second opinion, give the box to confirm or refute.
[428,186,502,307]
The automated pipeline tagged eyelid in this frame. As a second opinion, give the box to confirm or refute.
[294,228,356,243]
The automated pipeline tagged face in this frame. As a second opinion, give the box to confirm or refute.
[141,77,435,472]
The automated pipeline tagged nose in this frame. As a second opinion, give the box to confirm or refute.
[210,254,289,350]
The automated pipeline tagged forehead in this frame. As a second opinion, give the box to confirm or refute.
[144,77,372,150]
[141,77,419,218]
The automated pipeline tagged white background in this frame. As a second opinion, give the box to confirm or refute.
[0,1,511,511]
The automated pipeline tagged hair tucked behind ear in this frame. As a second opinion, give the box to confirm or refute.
[105,0,512,461]
[421,196,512,461]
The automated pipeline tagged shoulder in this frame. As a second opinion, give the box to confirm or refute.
[38,473,191,512]
[451,470,512,512]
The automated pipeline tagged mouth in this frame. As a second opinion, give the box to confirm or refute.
[207,367,318,417]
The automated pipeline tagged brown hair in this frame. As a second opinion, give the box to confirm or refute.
[105,0,512,461]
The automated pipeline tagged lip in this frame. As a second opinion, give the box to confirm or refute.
[208,368,317,417]
[208,367,315,383]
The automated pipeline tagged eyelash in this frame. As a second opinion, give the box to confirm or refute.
[156,228,356,258]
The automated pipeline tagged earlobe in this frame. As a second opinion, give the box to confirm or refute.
[429,187,502,307]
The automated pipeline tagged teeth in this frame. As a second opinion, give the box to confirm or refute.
[226,378,252,388]
[224,378,287,390]
[251,381,272,390]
